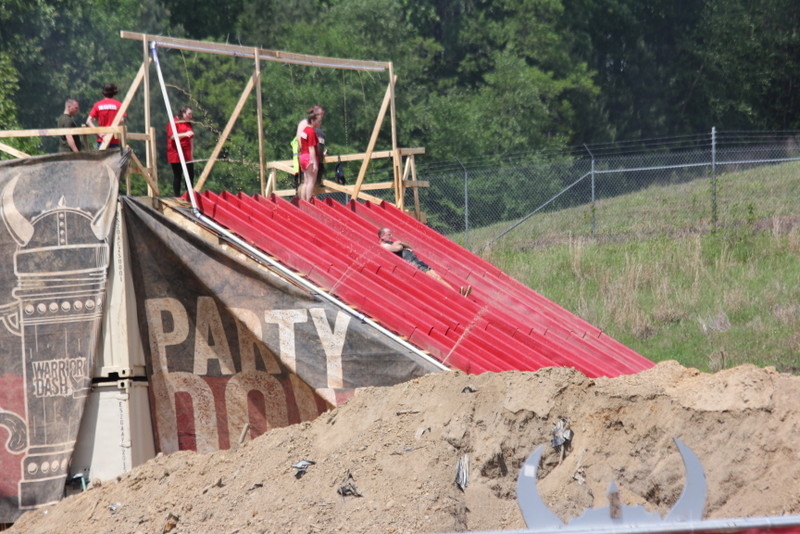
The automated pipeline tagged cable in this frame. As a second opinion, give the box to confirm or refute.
[150,41,198,212]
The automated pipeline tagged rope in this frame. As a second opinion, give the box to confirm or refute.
[342,70,349,148]
[150,41,198,212]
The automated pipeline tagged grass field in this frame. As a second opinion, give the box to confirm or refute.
[478,162,800,373]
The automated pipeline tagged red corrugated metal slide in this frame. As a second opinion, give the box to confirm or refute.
[194,191,654,378]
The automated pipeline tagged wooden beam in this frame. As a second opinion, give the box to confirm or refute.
[340,180,394,191]
[148,126,158,195]
[196,73,256,191]
[388,63,402,207]
[352,76,396,200]
[270,181,394,195]
[0,141,29,158]
[0,126,117,139]
[409,155,421,219]
[272,180,386,204]
[121,32,390,72]
[402,180,429,188]
[143,43,152,195]
[126,132,151,141]
[255,50,266,198]
[265,168,277,196]
[317,179,381,200]
[267,161,295,174]
[389,63,398,153]
[267,148,424,170]
[397,149,411,210]
[393,147,426,156]
[128,149,160,195]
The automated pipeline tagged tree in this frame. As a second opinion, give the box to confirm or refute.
[0,51,39,157]
[693,0,800,129]
[562,0,709,140]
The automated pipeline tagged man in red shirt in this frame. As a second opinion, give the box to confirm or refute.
[86,83,126,149]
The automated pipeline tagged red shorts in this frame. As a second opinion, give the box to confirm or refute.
[299,153,314,171]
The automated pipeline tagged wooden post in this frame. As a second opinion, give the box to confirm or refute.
[149,126,158,195]
[143,40,153,196]
[0,141,29,158]
[128,143,160,195]
[398,155,413,211]
[352,75,396,201]
[409,155,421,219]
[388,63,402,206]
[255,49,266,198]
[109,33,418,201]
[266,168,277,196]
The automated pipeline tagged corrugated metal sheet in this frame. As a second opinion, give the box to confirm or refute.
[193,191,653,378]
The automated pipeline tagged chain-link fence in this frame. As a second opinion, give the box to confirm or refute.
[410,129,800,252]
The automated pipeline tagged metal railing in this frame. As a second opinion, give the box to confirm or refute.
[410,129,800,251]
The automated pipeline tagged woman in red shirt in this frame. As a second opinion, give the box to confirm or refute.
[166,106,195,197]
[297,112,321,201]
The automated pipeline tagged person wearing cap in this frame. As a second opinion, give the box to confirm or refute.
[86,82,126,149]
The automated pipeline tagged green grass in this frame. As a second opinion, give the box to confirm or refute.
[477,162,800,373]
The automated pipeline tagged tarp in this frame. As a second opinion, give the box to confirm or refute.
[121,197,440,455]
[0,150,126,522]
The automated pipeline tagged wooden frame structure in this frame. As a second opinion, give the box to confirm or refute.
[122,32,427,216]
[0,33,428,217]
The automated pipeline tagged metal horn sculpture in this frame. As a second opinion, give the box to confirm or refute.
[516,438,707,529]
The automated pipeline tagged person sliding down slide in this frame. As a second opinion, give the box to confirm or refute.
[378,227,471,297]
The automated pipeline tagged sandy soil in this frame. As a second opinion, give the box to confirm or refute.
[9,361,800,534]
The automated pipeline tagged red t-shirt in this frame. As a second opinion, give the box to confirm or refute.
[166,118,193,163]
[88,98,126,143]
[299,125,319,162]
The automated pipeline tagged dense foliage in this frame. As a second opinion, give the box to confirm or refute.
[1,0,799,186]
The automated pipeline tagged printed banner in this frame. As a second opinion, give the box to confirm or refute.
[121,197,440,455]
[0,150,125,522]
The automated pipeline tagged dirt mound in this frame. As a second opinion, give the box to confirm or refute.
[10,361,800,534]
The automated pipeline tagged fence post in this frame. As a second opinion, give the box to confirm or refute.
[456,157,469,250]
[585,144,596,236]
[711,126,717,232]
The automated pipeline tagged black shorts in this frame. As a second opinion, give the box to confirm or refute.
[401,248,430,272]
